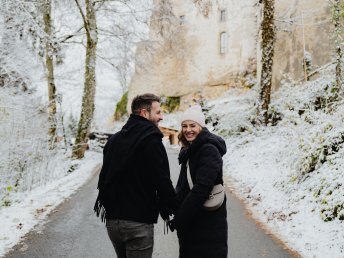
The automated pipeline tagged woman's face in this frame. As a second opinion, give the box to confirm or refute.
[182,120,202,142]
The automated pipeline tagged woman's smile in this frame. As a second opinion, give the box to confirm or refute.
[182,120,202,142]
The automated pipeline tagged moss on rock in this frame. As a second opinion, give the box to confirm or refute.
[114,91,128,121]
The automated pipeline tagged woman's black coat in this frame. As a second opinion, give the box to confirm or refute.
[174,128,228,258]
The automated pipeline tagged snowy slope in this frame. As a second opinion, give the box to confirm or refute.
[208,68,344,257]
[0,151,102,256]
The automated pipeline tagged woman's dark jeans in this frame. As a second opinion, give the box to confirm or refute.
[106,219,154,258]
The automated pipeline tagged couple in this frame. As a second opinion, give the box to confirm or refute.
[94,93,228,258]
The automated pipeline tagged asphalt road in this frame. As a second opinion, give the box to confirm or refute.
[5,147,296,258]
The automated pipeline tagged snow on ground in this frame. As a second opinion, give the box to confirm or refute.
[207,70,344,257]
[0,151,102,256]
[223,124,344,258]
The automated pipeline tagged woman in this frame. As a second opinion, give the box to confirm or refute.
[170,105,228,258]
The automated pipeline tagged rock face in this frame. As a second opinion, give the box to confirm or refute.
[272,0,333,88]
[128,0,333,110]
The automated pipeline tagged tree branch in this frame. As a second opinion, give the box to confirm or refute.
[74,0,90,36]
[59,26,85,43]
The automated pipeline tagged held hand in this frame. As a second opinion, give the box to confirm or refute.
[159,204,175,221]
[159,207,171,221]
[167,218,177,232]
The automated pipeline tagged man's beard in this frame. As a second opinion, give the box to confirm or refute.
[149,114,160,127]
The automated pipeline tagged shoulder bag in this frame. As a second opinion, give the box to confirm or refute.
[186,161,225,211]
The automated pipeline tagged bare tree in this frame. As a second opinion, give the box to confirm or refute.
[54,0,151,158]
[333,0,343,92]
[0,0,34,90]
[116,36,132,93]
[1,1,62,142]
[257,0,276,125]
[72,0,98,159]
[42,0,57,147]
[95,0,152,89]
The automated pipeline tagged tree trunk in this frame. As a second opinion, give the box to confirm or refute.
[72,0,98,159]
[43,0,57,147]
[334,0,342,92]
[257,0,275,125]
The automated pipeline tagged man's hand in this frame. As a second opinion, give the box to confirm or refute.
[159,206,172,221]
[159,201,174,221]
[167,218,177,232]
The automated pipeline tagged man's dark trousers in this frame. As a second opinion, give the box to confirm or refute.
[106,219,154,258]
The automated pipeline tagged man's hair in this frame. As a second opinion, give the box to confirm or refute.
[131,93,160,115]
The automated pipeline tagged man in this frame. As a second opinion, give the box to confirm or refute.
[94,93,177,258]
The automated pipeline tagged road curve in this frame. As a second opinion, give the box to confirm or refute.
[5,146,296,258]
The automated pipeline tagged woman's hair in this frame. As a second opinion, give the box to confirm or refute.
[178,131,189,147]
[131,93,160,115]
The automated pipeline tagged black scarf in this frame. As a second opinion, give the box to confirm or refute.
[94,114,163,221]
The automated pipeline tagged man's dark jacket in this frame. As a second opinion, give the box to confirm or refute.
[94,114,176,223]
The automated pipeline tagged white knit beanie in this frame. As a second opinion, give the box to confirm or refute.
[180,105,206,127]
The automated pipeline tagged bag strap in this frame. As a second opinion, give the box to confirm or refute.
[186,161,194,189]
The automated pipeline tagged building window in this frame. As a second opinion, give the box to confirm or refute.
[220,32,227,54]
[180,15,185,25]
[220,9,226,22]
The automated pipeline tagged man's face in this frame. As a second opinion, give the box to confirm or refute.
[141,101,163,127]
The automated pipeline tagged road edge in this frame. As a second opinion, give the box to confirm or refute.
[224,176,302,258]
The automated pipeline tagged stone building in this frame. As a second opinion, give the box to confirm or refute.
[128,0,334,110]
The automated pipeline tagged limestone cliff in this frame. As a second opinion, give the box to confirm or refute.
[128,0,333,111]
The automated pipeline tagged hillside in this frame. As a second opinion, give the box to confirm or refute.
[207,66,344,257]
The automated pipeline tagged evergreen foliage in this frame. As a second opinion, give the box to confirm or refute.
[160,95,180,113]
[114,91,128,120]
